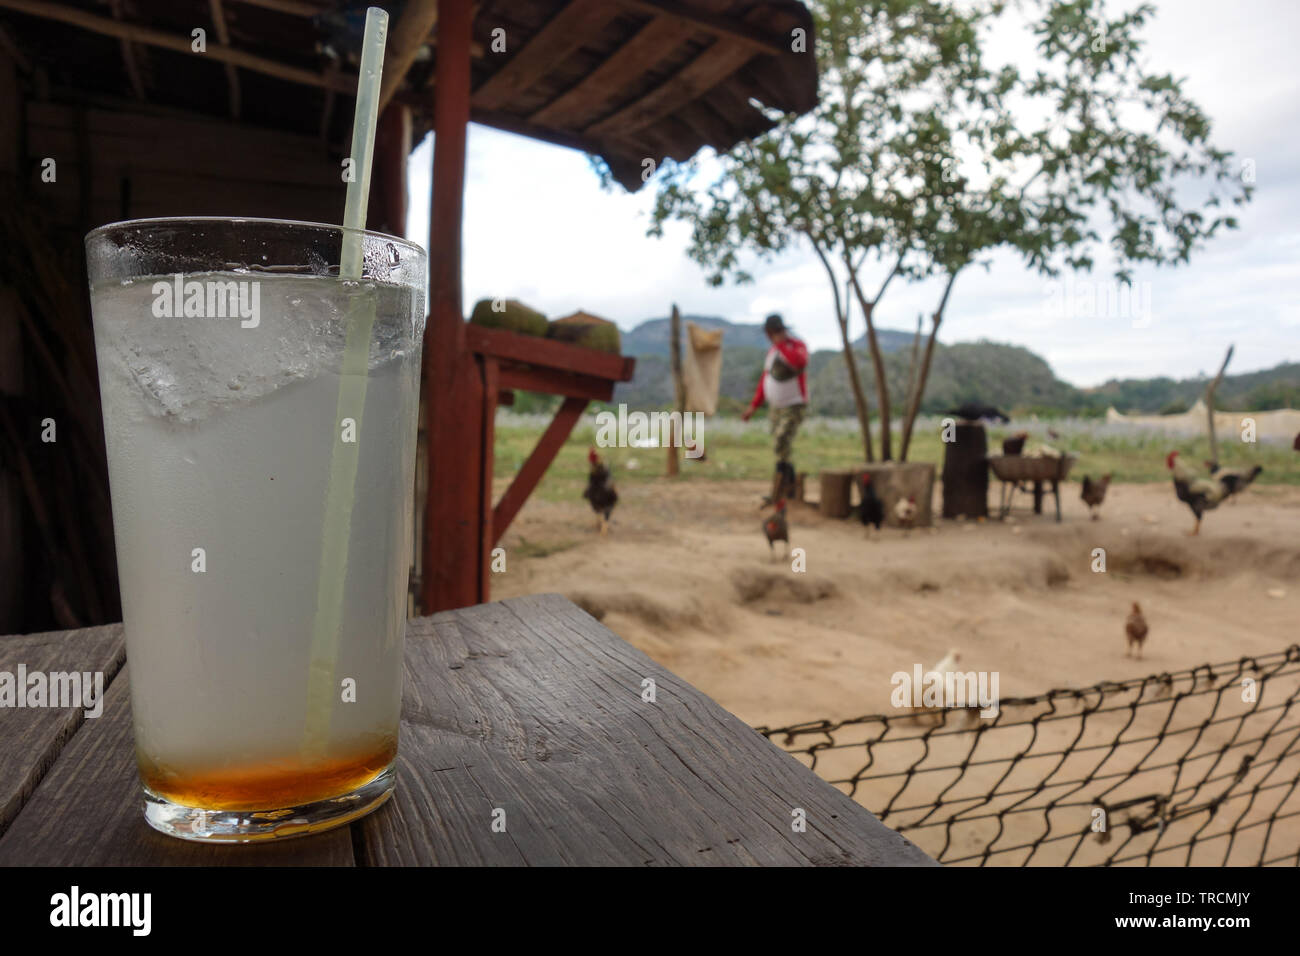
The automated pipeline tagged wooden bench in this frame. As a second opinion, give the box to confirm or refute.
[0,594,934,866]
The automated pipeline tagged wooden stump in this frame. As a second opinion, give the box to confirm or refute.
[942,423,989,519]
[854,462,936,528]
[819,470,854,518]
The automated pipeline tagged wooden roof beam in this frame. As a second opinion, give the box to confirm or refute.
[585,37,755,138]
[107,0,147,101]
[0,0,356,93]
[529,16,695,130]
[615,0,788,56]
[208,0,240,118]
[227,0,323,16]
[470,0,621,112]
[377,0,439,115]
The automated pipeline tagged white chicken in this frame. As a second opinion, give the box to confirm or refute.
[895,495,918,533]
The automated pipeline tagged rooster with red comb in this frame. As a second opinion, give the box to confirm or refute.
[583,448,618,536]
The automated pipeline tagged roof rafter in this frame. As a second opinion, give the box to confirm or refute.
[615,0,789,56]
[529,16,695,130]
[585,36,755,139]
[470,0,620,112]
[0,0,355,93]
[208,0,240,118]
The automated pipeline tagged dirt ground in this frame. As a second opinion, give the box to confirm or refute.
[492,476,1300,864]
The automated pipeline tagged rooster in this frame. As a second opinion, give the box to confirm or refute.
[1167,451,1230,536]
[859,474,884,530]
[1125,603,1149,659]
[582,448,618,536]
[762,499,789,560]
[1080,473,1112,520]
[895,495,918,533]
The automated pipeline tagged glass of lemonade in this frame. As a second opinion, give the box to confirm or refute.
[86,218,426,842]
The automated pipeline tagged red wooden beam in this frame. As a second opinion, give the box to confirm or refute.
[465,324,635,382]
[492,396,587,547]
[497,365,616,402]
[422,0,482,613]
[480,355,499,595]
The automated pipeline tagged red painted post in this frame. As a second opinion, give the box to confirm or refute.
[421,0,484,613]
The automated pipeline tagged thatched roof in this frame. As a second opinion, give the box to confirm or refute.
[0,0,818,189]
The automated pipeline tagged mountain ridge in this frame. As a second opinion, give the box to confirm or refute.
[605,315,1300,417]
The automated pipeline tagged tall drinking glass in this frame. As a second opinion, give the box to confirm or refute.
[85,218,426,842]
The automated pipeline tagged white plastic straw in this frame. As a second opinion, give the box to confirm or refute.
[303,6,389,759]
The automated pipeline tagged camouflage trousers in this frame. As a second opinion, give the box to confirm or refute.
[769,404,805,464]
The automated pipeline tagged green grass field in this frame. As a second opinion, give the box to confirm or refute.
[493,413,1300,503]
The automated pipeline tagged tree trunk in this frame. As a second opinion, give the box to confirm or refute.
[1205,344,1233,467]
[808,234,873,461]
[900,313,941,461]
[900,269,959,461]
[901,312,922,442]
[836,302,874,463]
[846,261,902,462]
[858,300,892,460]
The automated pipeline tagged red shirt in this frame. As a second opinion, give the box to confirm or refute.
[747,336,809,412]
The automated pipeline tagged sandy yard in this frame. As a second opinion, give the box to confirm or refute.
[491,474,1300,865]
[494,477,1299,727]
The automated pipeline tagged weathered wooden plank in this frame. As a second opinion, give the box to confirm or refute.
[586,37,755,138]
[470,0,620,112]
[0,666,355,865]
[529,17,697,131]
[0,624,126,838]
[357,595,937,866]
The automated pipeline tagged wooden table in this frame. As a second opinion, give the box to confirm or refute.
[0,594,933,866]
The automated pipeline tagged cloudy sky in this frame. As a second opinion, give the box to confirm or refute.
[406,0,1300,388]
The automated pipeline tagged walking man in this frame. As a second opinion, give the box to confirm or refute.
[742,313,809,501]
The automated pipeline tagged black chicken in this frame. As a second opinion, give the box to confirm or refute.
[762,500,789,560]
[1002,431,1029,456]
[859,473,884,530]
[947,402,1010,423]
[583,448,618,536]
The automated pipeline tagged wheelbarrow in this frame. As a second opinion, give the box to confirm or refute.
[987,453,1077,523]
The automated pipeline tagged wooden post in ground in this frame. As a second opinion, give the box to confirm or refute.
[421,0,483,614]
[941,422,989,519]
[1206,344,1233,468]
[667,304,683,476]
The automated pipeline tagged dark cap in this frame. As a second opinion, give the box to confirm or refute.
[763,313,786,334]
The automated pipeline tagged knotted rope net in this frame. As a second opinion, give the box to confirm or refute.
[757,646,1300,866]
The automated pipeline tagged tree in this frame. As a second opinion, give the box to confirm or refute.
[896,0,1250,457]
[644,0,1006,462]
[637,0,1249,463]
